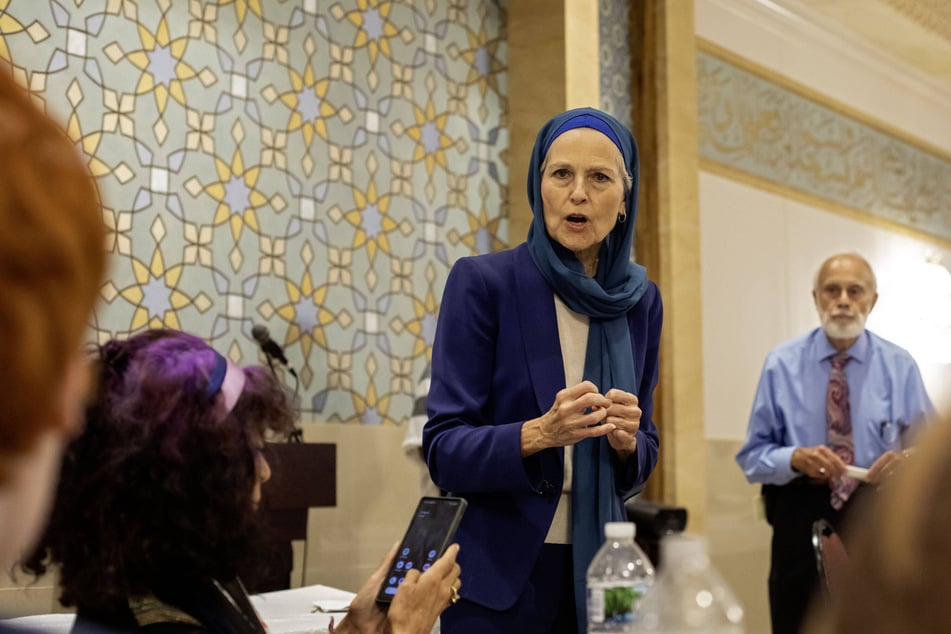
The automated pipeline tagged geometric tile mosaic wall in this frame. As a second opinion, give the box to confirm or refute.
[697,46,951,245]
[0,0,507,425]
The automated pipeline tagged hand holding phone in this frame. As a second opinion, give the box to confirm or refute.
[375,496,467,604]
[387,543,461,633]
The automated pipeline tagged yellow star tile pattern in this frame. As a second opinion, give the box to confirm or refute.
[280,58,343,152]
[333,0,400,65]
[0,2,507,427]
[204,148,269,241]
[342,177,398,263]
[404,98,455,176]
[115,243,207,332]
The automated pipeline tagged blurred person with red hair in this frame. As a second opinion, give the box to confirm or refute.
[807,410,951,633]
[0,61,106,608]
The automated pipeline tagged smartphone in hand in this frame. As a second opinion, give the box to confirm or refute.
[375,496,467,604]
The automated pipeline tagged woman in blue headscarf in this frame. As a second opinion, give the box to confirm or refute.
[423,108,662,633]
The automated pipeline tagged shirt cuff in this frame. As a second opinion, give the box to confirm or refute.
[774,446,800,483]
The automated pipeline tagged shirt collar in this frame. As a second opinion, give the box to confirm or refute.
[815,328,869,364]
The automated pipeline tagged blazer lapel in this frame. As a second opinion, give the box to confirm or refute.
[513,245,565,414]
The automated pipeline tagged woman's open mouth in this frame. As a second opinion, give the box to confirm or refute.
[566,214,588,226]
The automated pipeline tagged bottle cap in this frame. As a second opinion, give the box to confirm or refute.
[604,521,636,540]
[660,534,708,564]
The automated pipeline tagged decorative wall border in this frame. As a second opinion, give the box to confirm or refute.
[697,37,951,247]
[883,0,951,43]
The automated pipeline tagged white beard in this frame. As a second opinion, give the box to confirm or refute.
[819,308,867,341]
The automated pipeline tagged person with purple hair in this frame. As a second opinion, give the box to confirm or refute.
[25,328,461,634]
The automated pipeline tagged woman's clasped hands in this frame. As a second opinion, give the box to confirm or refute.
[521,381,640,459]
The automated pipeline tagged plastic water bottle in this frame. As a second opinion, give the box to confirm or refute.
[587,521,655,632]
[634,534,744,633]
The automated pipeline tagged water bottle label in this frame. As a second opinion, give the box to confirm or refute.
[588,587,606,624]
[587,584,644,625]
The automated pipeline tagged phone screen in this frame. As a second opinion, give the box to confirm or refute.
[375,496,467,604]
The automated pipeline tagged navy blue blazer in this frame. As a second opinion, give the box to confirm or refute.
[423,243,662,610]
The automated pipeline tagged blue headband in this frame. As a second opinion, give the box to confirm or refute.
[207,351,245,413]
[543,113,624,157]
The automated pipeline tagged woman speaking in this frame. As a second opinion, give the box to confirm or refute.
[423,108,662,633]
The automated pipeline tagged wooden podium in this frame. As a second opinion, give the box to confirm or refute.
[245,441,336,592]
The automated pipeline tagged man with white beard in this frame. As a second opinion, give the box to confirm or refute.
[736,252,934,634]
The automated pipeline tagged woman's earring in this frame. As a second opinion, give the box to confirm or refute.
[617,212,627,224]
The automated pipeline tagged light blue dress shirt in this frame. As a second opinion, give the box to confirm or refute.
[736,328,934,485]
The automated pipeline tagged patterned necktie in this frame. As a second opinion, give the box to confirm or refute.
[827,351,857,510]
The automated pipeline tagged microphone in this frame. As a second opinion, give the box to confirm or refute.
[252,324,302,444]
[251,324,290,367]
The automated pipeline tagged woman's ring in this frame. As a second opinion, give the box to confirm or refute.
[449,585,460,605]
[819,467,827,475]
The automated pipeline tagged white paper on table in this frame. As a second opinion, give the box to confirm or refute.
[0,614,75,633]
[251,583,354,634]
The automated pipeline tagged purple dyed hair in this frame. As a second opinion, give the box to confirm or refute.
[24,328,296,625]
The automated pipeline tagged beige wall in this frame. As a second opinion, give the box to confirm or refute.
[297,421,422,593]
[507,0,600,242]
[631,0,707,527]
[0,572,61,617]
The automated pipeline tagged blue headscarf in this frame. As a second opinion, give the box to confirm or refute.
[525,107,648,629]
